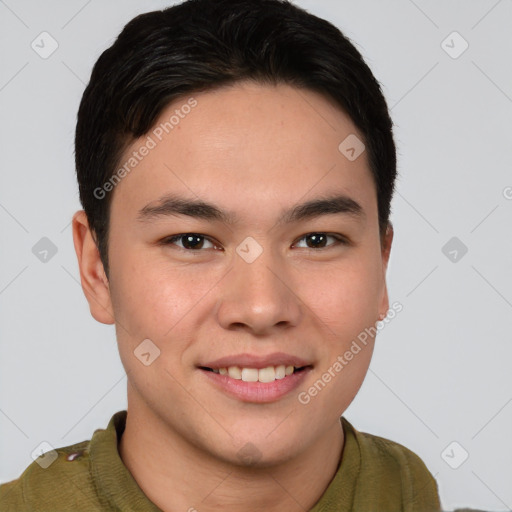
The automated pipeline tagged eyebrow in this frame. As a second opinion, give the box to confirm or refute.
[137,192,366,227]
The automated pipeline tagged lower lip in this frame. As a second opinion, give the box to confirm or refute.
[199,367,312,403]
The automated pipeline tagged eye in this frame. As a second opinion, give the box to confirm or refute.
[162,233,218,251]
[161,232,348,253]
[293,233,347,250]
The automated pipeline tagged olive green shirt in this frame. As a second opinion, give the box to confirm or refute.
[1,410,442,511]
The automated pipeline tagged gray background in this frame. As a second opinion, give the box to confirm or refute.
[1,1,511,510]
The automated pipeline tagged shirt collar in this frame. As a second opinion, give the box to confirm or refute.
[89,410,162,511]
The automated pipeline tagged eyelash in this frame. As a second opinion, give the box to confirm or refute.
[160,232,349,253]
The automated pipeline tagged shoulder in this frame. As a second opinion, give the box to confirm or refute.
[342,417,442,511]
[352,421,434,475]
[0,431,103,511]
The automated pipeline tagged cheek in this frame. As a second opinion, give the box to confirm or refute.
[310,255,382,406]
[302,254,383,332]
[297,337,374,425]
[108,251,202,342]
[108,250,228,383]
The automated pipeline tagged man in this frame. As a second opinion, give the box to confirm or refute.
[1,0,445,510]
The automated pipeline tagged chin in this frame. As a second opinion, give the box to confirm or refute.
[227,426,306,466]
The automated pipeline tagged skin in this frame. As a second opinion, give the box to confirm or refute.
[72,81,393,512]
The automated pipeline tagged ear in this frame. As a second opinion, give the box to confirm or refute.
[72,210,115,325]
[378,222,394,320]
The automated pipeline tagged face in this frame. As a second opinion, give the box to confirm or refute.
[76,81,392,466]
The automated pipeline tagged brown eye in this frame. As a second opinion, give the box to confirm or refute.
[163,234,217,251]
[294,233,347,250]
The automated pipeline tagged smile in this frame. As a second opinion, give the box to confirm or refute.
[198,365,313,403]
[200,365,309,383]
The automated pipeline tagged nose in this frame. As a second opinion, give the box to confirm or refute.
[215,244,302,336]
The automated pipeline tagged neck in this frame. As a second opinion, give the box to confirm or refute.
[118,395,344,512]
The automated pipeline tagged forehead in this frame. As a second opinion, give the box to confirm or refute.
[110,81,377,226]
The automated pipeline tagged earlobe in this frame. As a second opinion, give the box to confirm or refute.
[71,210,115,325]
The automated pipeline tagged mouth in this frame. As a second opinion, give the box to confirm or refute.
[197,363,313,403]
[198,364,311,383]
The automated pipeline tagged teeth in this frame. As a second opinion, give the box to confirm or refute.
[241,368,259,382]
[275,365,286,379]
[211,364,303,383]
[257,366,276,383]
[228,366,242,379]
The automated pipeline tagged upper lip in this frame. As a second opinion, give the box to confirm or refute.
[199,352,313,370]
